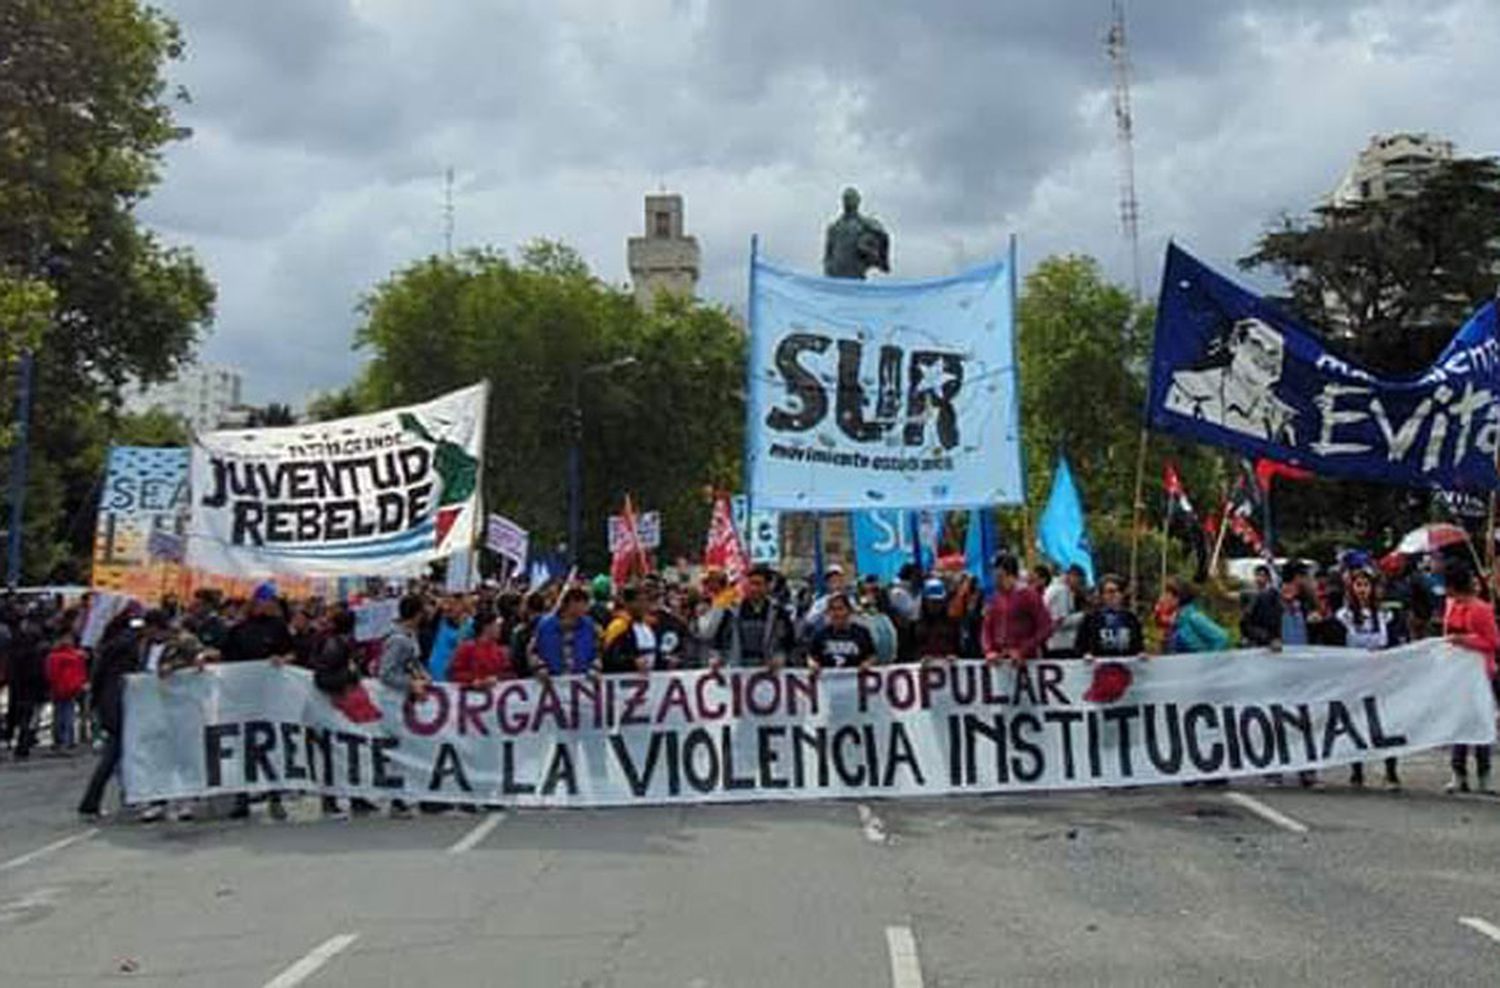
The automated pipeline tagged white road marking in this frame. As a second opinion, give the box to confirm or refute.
[886,925,925,988]
[1459,916,1500,945]
[262,933,359,988]
[1224,792,1310,834]
[857,804,888,845]
[447,811,505,854]
[0,828,98,874]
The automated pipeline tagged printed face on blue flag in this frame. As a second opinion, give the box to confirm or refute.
[747,254,1024,510]
[1148,245,1500,491]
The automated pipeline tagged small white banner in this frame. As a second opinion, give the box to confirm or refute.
[608,511,660,552]
[121,643,1496,809]
[485,513,529,566]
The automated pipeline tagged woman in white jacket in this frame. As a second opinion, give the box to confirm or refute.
[1337,569,1400,789]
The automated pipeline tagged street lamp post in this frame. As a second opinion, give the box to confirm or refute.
[567,356,638,569]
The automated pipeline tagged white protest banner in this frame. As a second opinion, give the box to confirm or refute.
[731,495,780,565]
[123,643,1495,809]
[353,598,398,643]
[608,511,660,552]
[485,513,529,566]
[80,592,132,649]
[186,383,488,578]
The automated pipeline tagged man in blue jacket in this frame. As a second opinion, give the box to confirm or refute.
[531,587,598,677]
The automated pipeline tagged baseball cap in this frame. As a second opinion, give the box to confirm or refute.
[922,578,947,600]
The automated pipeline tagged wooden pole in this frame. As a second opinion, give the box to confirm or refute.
[1158,494,1172,594]
[1127,427,1149,598]
[1208,499,1233,578]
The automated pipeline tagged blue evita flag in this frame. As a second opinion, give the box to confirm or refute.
[1148,244,1500,491]
[746,246,1024,510]
[1037,456,1094,585]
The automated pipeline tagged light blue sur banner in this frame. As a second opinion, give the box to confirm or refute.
[1036,455,1095,584]
[746,248,1024,511]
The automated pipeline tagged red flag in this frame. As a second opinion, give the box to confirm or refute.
[610,494,652,586]
[1255,458,1314,491]
[1163,461,1195,519]
[703,494,749,585]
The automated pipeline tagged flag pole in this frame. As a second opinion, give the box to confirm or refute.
[1208,496,1232,577]
[1127,427,1148,597]
[1158,485,1171,592]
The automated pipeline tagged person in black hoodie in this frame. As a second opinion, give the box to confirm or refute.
[1239,564,1283,647]
[312,608,376,817]
[3,611,47,759]
[1077,575,1145,658]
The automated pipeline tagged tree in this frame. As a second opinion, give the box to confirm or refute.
[306,387,365,423]
[355,243,744,568]
[1239,156,1500,551]
[0,0,215,580]
[1014,255,1222,583]
[248,403,295,427]
[1241,157,1500,374]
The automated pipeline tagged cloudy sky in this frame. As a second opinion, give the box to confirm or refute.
[139,0,1498,405]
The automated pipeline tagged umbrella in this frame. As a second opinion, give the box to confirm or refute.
[1394,523,1471,555]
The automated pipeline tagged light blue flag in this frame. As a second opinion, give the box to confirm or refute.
[852,509,918,583]
[964,508,998,593]
[1037,456,1095,584]
[746,244,1024,511]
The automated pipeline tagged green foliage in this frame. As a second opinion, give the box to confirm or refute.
[248,403,295,427]
[1016,254,1220,580]
[355,243,745,568]
[1017,255,1149,516]
[112,407,190,447]
[1241,157,1500,373]
[305,387,366,423]
[0,0,215,581]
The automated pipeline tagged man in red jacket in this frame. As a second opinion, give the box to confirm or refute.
[981,553,1053,664]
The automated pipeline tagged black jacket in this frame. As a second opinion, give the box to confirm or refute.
[1240,588,1283,646]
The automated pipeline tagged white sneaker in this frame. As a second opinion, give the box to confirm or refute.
[1445,772,1470,794]
[172,803,195,822]
[138,804,166,823]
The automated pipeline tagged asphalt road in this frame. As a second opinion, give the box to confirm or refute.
[2,748,1499,986]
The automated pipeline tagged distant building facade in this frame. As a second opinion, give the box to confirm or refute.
[121,363,244,435]
[627,193,700,307]
[1329,132,1455,206]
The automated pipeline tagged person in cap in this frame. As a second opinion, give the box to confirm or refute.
[915,577,960,660]
[800,564,850,637]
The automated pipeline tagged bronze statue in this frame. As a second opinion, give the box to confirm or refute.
[823,187,890,279]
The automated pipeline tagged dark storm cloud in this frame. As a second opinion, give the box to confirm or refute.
[135,0,1495,404]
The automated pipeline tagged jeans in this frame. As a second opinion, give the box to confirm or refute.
[1451,744,1492,777]
[79,730,122,814]
[52,699,76,748]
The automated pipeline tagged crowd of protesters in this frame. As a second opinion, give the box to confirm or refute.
[0,542,1495,820]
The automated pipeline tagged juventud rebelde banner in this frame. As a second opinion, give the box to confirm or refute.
[185,382,488,578]
[122,643,1495,808]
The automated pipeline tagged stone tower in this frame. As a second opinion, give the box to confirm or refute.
[627,193,700,308]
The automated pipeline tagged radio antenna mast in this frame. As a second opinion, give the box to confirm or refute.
[1107,0,1142,303]
[443,166,455,256]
